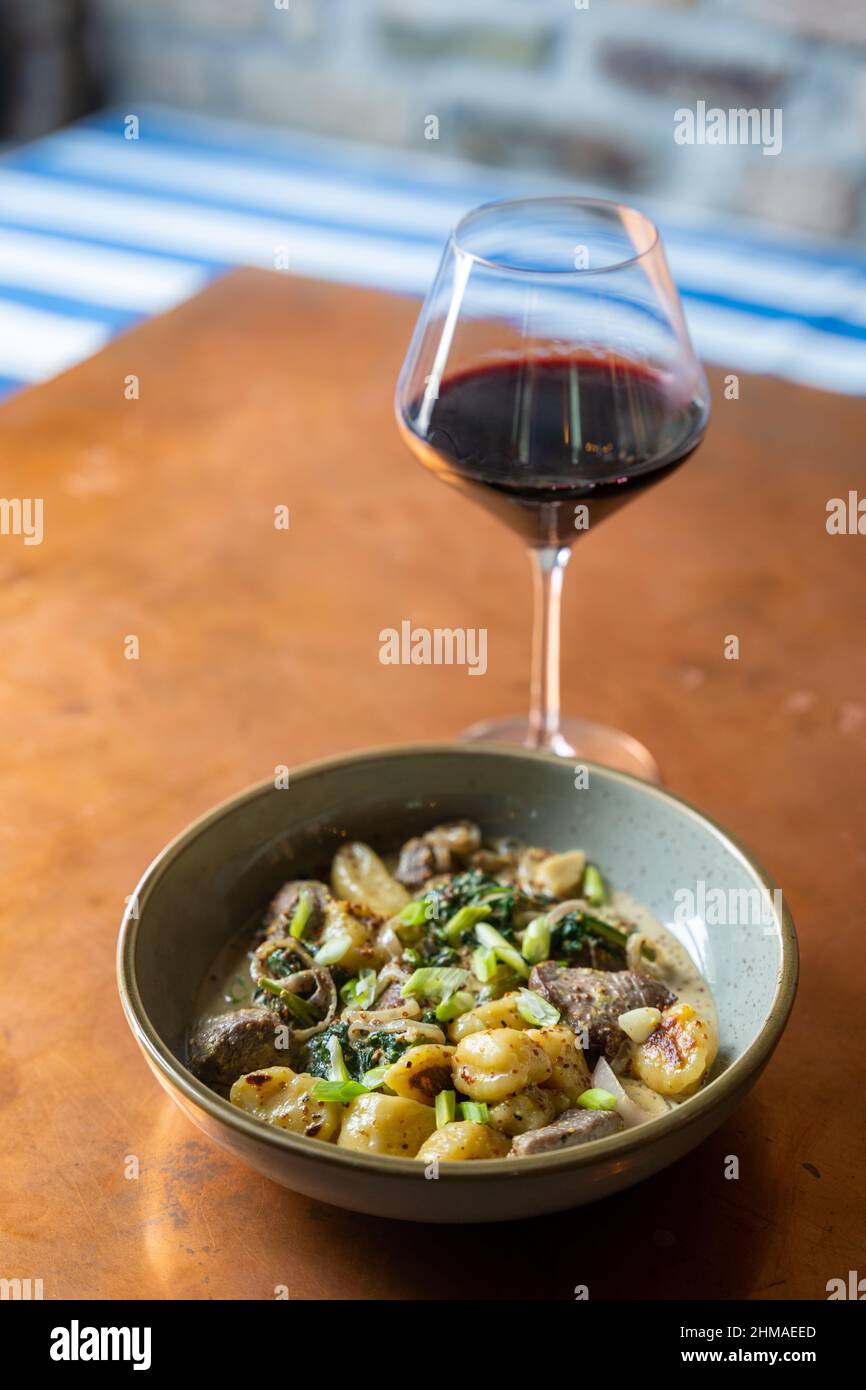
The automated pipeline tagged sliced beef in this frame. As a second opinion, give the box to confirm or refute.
[510,1107,623,1157]
[264,879,331,935]
[374,962,413,1009]
[395,820,482,891]
[530,963,675,1059]
[188,1007,289,1093]
[395,836,450,892]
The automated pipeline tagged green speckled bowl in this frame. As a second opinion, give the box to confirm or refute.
[117,744,797,1223]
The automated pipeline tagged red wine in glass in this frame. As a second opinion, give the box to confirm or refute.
[406,353,707,546]
[396,197,710,778]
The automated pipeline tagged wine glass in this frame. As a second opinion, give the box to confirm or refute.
[395,196,709,782]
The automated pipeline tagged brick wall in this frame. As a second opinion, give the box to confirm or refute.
[83,0,866,241]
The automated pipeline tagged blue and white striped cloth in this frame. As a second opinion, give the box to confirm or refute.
[1,105,865,400]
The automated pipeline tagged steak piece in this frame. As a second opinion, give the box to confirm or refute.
[264,880,331,935]
[188,1008,289,1092]
[394,837,450,892]
[510,1107,623,1157]
[530,963,674,1059]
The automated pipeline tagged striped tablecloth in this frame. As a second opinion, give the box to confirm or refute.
[2,106,865,400]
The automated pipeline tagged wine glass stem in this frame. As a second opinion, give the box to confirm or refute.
[527,544,571,750]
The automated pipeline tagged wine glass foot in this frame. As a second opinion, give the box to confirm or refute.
[460,714,662,784]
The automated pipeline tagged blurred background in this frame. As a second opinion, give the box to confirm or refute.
[1,0,865,396]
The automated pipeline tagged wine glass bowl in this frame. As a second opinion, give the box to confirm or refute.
[395,197,709,779]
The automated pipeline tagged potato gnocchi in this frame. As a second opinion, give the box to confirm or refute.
[190,820,718,1161]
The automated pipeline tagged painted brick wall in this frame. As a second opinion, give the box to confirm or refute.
[79,0,866,240]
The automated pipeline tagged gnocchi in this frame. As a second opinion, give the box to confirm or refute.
[383,1044,455,1106]
[230,1066,342,1142]
[527,1024,593,1102]
[631,1003,718,1098]
[331,841,409,918]
[415,1122,510,1162]
[488,1084,557,1136]
[337,1092,436,1157]
[452,1028,551,1103]
[448,994,530,1042]
[190,817,719,1166]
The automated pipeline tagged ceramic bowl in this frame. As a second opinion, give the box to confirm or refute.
[117,744,797,1223]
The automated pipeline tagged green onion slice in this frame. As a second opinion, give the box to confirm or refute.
[459,1101,490,1125]
[435,1090,456,1129]
[288,890,312,939]
[313,930,353,966]
[327,1033,350,1083]
[520,917,551,965]
[313,1079,368,1104]
[582,863,607,907]
[258,976,317,1027]
[397,899,429,927]
[401,966,469,1002]
[434,989,475,1023]
[515,988,560,1028]
[576,1088,618,1111]
[340,968,377,1009]
[475,922,530,979]
[440,903,492,944]
[360,1065,389,1090]
[471,946,500,983]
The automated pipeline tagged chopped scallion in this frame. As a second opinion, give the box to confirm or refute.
[401,966,469,1002]
[475,922,530,979]
[313,930,353,966]
[313,1079,368,1104]
[398,899,429,927]
[576,1088,618,1111]
[471,946,499,983]
[340,968,378,1009]
[582,864,607,907]
[440,903,492,944]
[288,890,312,939]
[435,1090,456,1129]
[327,1033,350,1083]
[520,916,551,965]
[434,989,475,1023]
[258,976,317,1026]
[360,1065,389,1090]
[459,1101,490,1125]
[515,988,560,1028]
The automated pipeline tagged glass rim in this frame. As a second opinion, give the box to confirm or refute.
[450,195,661,277]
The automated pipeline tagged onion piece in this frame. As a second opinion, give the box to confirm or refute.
[591,1056,652,1129]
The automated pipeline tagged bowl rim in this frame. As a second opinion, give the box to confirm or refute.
[117,742,798,1184]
